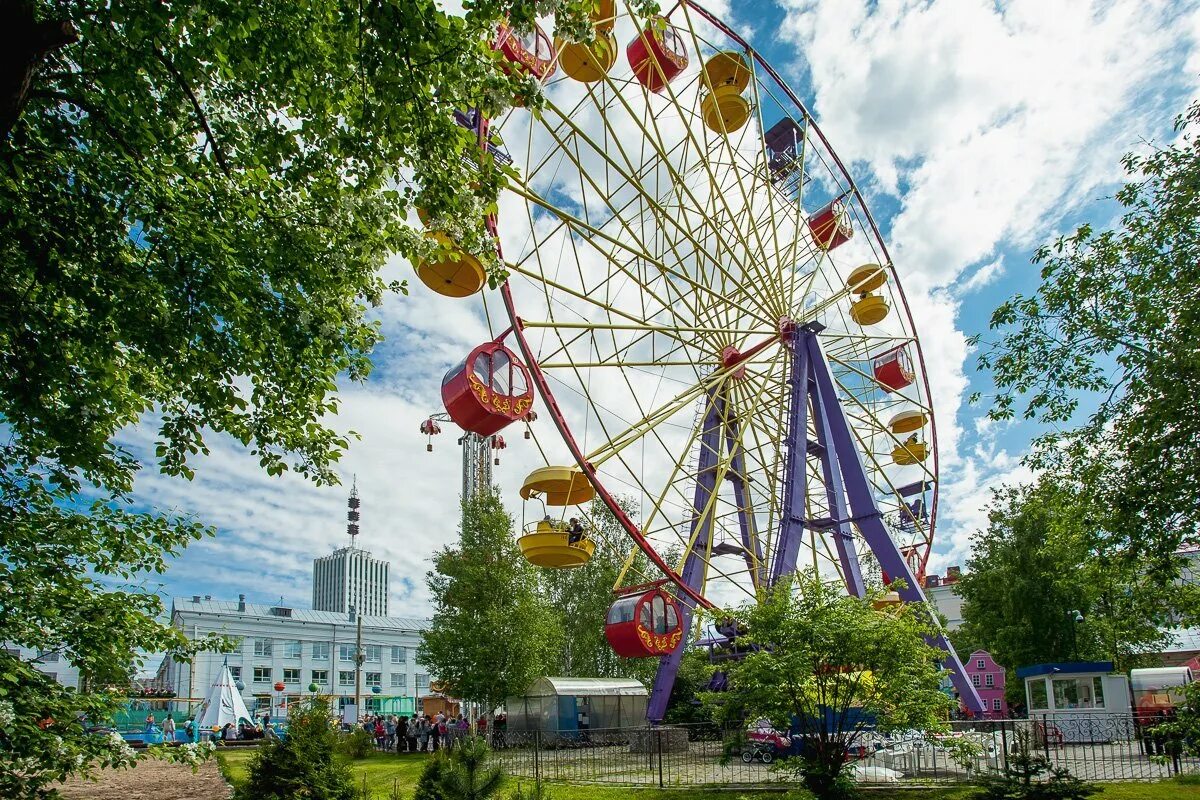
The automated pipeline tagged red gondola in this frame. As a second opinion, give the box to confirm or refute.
[807,198,853,251]
[627,17,689,93]
[495,24,557,81]
[442,342,534,436]
[605,587,684,658]
[872,345,914,392]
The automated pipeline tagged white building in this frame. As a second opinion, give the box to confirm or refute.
[313,547,390,617]
[161,596,430,716]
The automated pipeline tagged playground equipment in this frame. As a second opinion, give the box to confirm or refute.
[414,2,982,720]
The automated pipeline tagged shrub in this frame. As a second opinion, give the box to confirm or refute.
[338,727,376,760]
[238,697,355,800]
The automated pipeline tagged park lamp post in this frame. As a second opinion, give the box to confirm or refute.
[1069,609,1084,660]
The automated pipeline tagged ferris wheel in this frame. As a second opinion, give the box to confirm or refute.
[414,0,984,718]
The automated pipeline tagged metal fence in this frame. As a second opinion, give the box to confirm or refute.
[488,715,1199,787]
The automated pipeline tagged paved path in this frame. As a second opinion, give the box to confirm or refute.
[57,758,231,800]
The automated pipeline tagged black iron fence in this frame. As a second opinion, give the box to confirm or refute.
[488,715,1199,787]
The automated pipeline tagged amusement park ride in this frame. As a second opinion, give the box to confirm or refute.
[416,0,985,719]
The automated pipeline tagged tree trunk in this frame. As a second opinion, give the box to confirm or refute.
[1,0,77,139]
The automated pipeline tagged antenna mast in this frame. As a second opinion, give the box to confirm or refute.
[346,475,361,548]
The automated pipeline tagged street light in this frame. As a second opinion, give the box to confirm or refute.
[1069,610,1084,660]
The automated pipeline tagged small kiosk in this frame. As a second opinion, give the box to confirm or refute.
[1017,662,1132,743]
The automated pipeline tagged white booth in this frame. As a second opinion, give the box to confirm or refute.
[1017,662,1132,743]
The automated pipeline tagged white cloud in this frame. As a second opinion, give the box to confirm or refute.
[958,258,1004,295]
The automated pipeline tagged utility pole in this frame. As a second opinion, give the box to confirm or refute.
[353,606,364,718]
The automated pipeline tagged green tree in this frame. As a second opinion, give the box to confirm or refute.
[419,490,561,716]
[971,98,1200,580]
[707,576,957,800]
[0,0,653,793]
[955,479,1190,673]
[239,697,355,800]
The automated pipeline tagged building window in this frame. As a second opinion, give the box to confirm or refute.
[365,672,382,688]
[338,644,356,662]
[976,659,985,670]
[391,646,406,664]
[971,674,981,687]
[1029,679,1049,711]
[283,668,301,684]
[312,642,330,660]
[254,639,273,657]
[36,650,59,663]
[311,670,328,686]
[253,667,272,683]
[993,698,1002,712]
[391,673,407,689]
[253,695,270,713]
[985,674,994,687]
[364,645,381,662]
[229,666,242,681]
[339,671,355,687]
[416,673,429,692]
[282,641,302,659]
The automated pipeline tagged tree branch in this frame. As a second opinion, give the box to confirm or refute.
[153,50,230,176]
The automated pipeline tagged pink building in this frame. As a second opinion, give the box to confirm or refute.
[963,650,1008,718]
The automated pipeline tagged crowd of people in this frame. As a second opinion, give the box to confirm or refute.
[347,712,507,752]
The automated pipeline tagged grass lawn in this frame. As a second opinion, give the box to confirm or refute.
[216,749,1200,800]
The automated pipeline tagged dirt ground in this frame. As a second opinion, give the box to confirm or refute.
[56,757,232,800]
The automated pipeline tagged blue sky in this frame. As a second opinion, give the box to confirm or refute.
[115,0,1200,626]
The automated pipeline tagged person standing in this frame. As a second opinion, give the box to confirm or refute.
[162,715,176,742]
[407,716,419,754]
[384,716,396,751]
[417,716,430,753]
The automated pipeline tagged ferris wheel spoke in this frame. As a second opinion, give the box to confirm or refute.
[600,36,781,314]
[673,5,792,318]
[505,177,777,333]
[571,76,787,325]
[530,114,716,330]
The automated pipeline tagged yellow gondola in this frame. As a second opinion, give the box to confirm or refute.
[888,409,929,434]
[891,436,929,465]
[592,0,616,33]
[520,465,595,505]
[556,31,618,83]
[700,52,752,134]
[847,263,889,326]
[518,520,596,568]
[849,294,889,325]
[415,232,487,298]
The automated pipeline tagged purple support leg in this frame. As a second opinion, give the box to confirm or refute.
[648,392,724,721]
[809,375,867,597]
[803,332,985,715]
[769,330,811,585]
[724,419,766,590]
